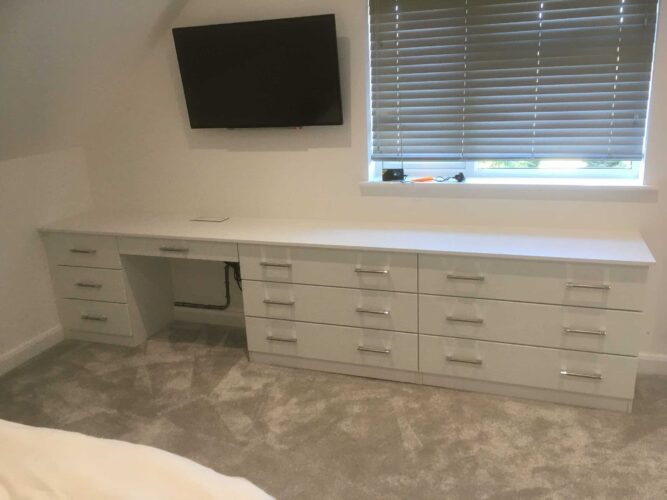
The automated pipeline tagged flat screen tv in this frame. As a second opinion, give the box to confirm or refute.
[172,14,343,129]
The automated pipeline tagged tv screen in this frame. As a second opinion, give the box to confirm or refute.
[172,14,343,129]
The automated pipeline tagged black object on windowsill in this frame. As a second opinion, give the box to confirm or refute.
[382,168,406,182]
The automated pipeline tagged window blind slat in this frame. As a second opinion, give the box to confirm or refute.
[370,0,657,162]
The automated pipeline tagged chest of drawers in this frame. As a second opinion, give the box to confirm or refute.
[240,244,421,383]
[40,215,652,413]
[241,244,649,412]
[43,232,174,347]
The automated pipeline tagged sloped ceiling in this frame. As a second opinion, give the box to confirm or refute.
[0,0,187,161]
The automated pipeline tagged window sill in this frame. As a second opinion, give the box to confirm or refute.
[360,179,658,202]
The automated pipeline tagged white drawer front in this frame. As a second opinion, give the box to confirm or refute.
[117,237,238,262]
[246,317,418,372]
[59,299,131,337]
[419,255,648,311]
[43,233,121,269]
[420,335,638,399]
[54,267,127,303]
[419,295,642,356]
[239,245,417,292]
[243,281,418,333]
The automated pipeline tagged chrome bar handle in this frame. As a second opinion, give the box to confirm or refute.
[446,355,483,365]
[266,336,297,343]
[159,246,189,253]
[563,327,607,336]
[446,274,485,282]
[446,316,484,324]
[81,314,108,322]
[76,282,102,289]
[357,346,391,354]
[260,262,292,268]
[356,307,390,315]
[355,268,389,275]
[566,282,611,290]
[263,299,295,306]
[69,248,96,254]
[560,369,602,380]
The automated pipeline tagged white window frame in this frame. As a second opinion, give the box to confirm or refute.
[369,159,643,183]
[366,1,654,186]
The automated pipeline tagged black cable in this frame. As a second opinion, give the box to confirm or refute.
[173,261,242,311]
[229,262,242,291]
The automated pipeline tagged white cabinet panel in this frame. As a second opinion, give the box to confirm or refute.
[420,334,638,399]
[419,254,648,311]
[246,317,418,372]
[118,237,238,262]
[239,244,417,292]
[59,299,131,337]
[43,233,121,269]
[243,281,418,333]
[54,266,127,303]
[419,295,643,356]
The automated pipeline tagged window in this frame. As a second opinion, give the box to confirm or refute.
[369,0,659,182]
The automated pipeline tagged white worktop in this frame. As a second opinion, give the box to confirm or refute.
[40,211,655,266]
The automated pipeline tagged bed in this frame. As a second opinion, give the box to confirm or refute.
[0,419,273,499]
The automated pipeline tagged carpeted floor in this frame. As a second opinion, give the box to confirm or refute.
[1,322,666,499]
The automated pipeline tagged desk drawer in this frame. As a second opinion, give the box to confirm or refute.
[419,335,637,399]
[243,281,418,333]
[419,296,642,356]
[43,233,121,269]
[246,317,418,372]
[419,255,648,311]
[59,299,131,337]
[54,266,127,303]
[117,237,238,262]
[239,245,417,292]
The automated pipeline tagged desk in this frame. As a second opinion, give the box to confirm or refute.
[40,212,654,411]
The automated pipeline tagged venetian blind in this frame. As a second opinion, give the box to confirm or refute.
[369,0,658,161]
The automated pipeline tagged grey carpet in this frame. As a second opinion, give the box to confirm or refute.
[1,322,666,500]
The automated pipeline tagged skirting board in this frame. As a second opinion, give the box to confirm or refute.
[638,352,667,375]
[174,306,245,328]
[66,329,142,348]
[421,373,633,413]
[250,352,632,412]
[0,325,64,377]
[250,352,422,385]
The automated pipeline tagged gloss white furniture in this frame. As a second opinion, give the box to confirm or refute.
[42,232,174,346]
[40,212,654,411]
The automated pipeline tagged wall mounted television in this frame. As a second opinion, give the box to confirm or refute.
[172,14,343,129]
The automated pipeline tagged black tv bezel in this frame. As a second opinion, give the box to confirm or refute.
[172,14,343,129]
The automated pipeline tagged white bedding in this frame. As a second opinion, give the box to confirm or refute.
[0,419,273,500]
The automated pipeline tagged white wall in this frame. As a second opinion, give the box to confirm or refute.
[0,149,92,365]
[0,0,664,367]
[171,260,244,326]
[82,0,667,356]
[0,0,186,161]
[0,0,184,368]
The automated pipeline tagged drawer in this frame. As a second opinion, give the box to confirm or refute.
[419,335,638,399]
[246,317,418,372]
[117,237,238,262]
[243,281,418,333]
[419,254,648,311]
[54,266,127,303]
[43,233,121,269]
[419,296,643,356]
[239,245,417,292]
[59,299,131,337]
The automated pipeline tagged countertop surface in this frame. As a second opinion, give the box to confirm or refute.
[40,211,655,265]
